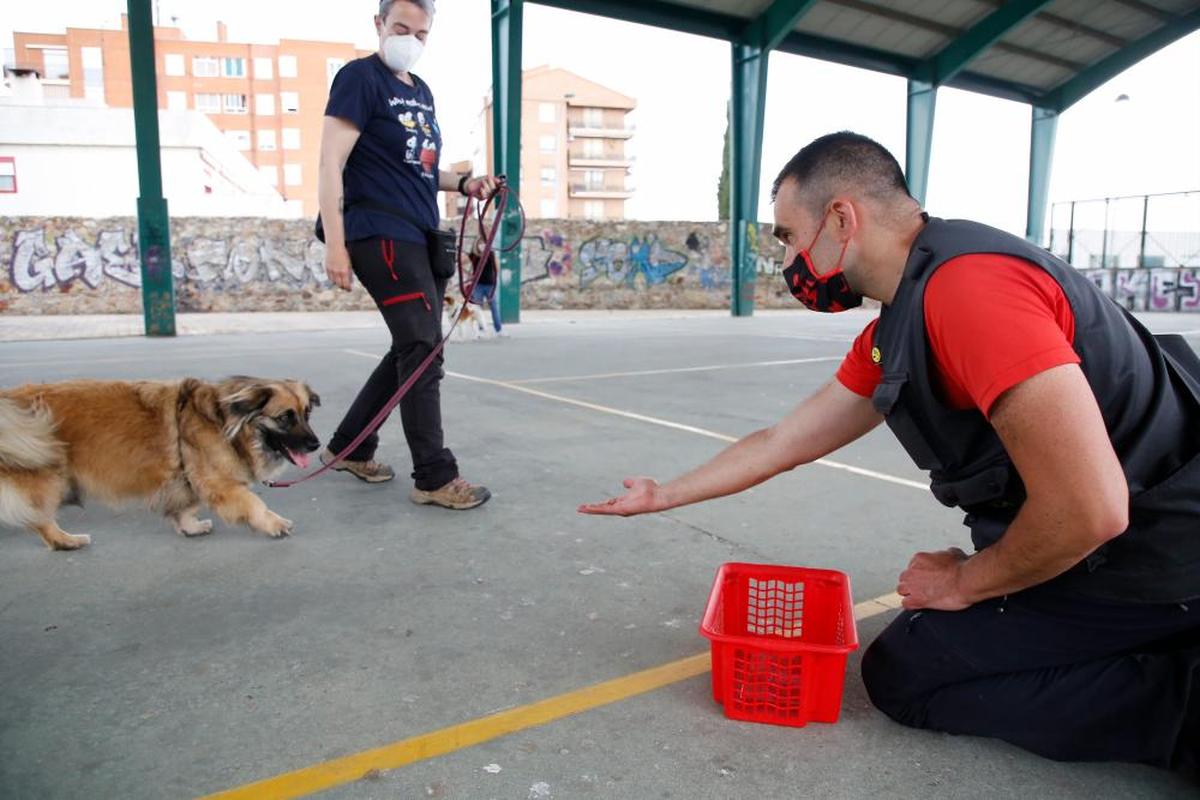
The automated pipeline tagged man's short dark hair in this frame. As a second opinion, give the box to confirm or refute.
[771,132,912,210]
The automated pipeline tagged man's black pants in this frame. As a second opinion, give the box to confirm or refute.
[861,580,1200,771]
[328,237,457,491]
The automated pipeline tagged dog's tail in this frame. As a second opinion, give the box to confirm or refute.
[0,397,64,470]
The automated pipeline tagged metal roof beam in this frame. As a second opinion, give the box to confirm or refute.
[741,0,820,52]
[775,31,1045,104]
[915,0,1055,85]
[1110,0,1177,24]
[1039,7,1200,112]
[824,0,1085,72]
[527,0,744,40]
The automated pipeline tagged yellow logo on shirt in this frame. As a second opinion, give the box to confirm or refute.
[871,346,882,364]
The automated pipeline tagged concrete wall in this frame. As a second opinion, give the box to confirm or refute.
[0,215,800,315]
[1081,268,1200,312]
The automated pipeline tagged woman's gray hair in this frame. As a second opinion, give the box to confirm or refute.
[379,0,436,20]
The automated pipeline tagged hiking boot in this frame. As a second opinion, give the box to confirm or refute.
[410,477,491,510]
[319,448,395,483]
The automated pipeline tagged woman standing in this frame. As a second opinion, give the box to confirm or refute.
[319,0,497,510]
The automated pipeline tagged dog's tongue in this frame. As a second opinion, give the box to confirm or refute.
[288,449,311,469]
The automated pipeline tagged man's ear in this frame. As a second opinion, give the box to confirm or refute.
[829,199,860,240]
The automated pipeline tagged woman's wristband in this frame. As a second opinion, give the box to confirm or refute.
[457,174,472,195]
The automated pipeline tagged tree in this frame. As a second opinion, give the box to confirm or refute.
[717,102,731,221]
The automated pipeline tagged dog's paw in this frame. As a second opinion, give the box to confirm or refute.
[259,512,293,539]
[51,533,91,551]
[177,518,214,537]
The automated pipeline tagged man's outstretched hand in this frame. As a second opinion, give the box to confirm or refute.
[578,477,667,517]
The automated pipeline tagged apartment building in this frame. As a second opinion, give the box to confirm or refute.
[482,66,635,221]
[12,16,371,215]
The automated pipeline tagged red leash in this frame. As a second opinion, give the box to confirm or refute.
[267,181,523,489]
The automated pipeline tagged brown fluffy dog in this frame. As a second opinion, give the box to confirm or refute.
[0,376,320,550]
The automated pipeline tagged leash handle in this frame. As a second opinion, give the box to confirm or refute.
[268,184,519,489]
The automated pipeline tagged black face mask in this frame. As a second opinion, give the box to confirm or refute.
[781,212,863,313]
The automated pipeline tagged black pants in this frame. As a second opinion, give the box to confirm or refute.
[861,581,1200,772]
[328,238,457,491]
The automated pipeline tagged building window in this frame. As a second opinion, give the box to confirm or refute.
[41,48,69,80]
[193,57,220,77]
[253,57,273,80]
[584,201,604,220]
[540,198,558,218]
[255,94,275,115]
[81,47,104,102]
[283,163,303,186]
[166,91,188,111]
[539,135,556,153]
[540,167,556,186]
[0,158,17,193]
[278,55,298,78]
[585,170,604,189]
[223,93,248,114]
[282,128,301,150]
[225,130,251,151]
[280,92,300,114]
[222,57,246,78]
[326,58,345,88]
[195,93,222,113]
[538,102,555,123]
[258,130,277,151]
[584,138,603,158]
[584,107,603,128]
[164,53,185,77]
[259,165,278,186]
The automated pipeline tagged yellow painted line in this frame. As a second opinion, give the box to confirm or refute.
[199,592,903,799]
[198,652,712,800]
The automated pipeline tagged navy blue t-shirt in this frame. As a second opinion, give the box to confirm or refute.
[325,54,441,245]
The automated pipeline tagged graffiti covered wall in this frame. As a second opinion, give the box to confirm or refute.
[1,216,791,314]
[1081,268,1200,312]
[1,217,372,314]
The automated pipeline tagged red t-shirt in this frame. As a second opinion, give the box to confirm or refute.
[836,254,1080,417]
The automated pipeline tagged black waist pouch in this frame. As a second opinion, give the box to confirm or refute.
[315,200,457,279]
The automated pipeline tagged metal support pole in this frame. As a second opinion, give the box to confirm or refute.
[127,0,175,336]
[491,0,524,323]
[1067,201,1075,266]
[1101,197,1111,268]
[1139,194,1149,267]
[730,43,769,317]
[905,80,937,205]
[1025,106,1058,246]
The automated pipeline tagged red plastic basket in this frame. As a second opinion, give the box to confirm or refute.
[699,562,858,727]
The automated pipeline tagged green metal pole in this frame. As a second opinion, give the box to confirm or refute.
[905,79,936,205]
[1026,105,1058,245]
[491,0,523,324]
[730,43,769,318]
[126,0,175,336]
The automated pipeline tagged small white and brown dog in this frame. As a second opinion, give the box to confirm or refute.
[442,294,490,341]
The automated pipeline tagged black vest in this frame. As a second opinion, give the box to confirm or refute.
[873,218,1200,603]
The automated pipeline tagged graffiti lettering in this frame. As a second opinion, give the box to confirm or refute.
[578,234,687,289]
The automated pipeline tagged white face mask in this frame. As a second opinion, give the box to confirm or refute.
[381,34,424,74]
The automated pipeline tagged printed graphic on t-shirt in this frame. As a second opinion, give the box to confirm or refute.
[390,95,438,179]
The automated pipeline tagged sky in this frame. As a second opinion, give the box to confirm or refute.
[4,0,1199,234]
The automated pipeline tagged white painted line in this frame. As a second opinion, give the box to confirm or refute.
[348,350,931,495]
[507,356,844,384]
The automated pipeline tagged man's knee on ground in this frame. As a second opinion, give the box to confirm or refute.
[861,627,931,727]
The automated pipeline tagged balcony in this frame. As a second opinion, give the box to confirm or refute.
[567,155,634,170]
[567,125,635,140]
[569,184,634,199]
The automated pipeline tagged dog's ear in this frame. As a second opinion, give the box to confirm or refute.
[221,382,273,419]
[304,384,321,409]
